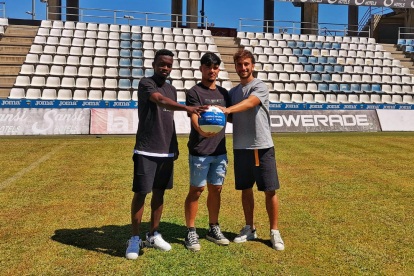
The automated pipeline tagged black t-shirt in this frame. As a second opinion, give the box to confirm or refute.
[134,76,178,156]
[186,83,230,156]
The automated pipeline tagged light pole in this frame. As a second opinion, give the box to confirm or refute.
[40,0,48,20]
[124,15,134,25]
[200,0,205,29]
[26,0,35,20]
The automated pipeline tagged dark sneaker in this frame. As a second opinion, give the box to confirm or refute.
[206,223,229,246]
[185,228,201,251]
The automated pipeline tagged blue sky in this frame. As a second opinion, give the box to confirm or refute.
[5,0,369,32]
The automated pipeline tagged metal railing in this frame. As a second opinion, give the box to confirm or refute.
[398,27,414,40]
[239,18,370,37]
[0,2,5,18]
[358,7,393,33]
[47,5,208,29]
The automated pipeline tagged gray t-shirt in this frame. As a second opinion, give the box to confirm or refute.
[229,78,274,149]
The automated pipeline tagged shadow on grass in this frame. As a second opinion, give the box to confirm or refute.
[51,223,272,258]
[51,222,188,258]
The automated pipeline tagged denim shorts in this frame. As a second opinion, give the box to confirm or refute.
[189,154,228,187]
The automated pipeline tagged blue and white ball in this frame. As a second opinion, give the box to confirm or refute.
[198,106,226,133]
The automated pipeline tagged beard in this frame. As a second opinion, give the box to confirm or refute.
[238,71,252,79]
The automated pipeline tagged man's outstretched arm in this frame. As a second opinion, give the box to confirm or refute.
[218,95,260,115]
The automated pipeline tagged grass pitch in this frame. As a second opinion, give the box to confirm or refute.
[0,132,414,276]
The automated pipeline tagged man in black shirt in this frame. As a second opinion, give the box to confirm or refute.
[126,49,207,260]
[184,53,230,251]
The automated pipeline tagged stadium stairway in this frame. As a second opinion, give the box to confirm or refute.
[214,36,242,87]
[381,43,414,75]
[0,25,38,98]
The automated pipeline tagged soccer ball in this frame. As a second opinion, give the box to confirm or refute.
[198,106,226,133]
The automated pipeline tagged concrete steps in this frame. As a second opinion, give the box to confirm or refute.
[0,66,21,76]
[214,36,242,87]
[0,25,38,98]
[0,88,11,98]
[0,45,30,55]
[380,43,414,75]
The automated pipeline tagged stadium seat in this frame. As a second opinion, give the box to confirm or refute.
[318,83,328,92]
[320,93,335,103]
[381,95,394,104]
[279,93,291,103]
[26,88,42,99]
[90,78,104,89]
[89,90,102,100]
[41,89,57,100]
[307,83,318,93]
[329,84,339,92]
[132,59,143,68]
[9,88,26,99]
[105,79,118,89]
[73,89,88,100]
[132,79,140,89]
[296,83,307,93]
[403,95,414,104]
[119,79,131,89]
[20,64,35,75]
[46,76,60,87]
[118,90,132,101]
[302,93,314,103]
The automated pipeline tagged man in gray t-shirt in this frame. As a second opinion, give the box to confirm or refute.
[219,49,284,251]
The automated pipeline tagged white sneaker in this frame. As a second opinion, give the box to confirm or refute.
[270,229,284,251]
[145,232,172,251]
[233,225,257,243]
[125,236,141,260]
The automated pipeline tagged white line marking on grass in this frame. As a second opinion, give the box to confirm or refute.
[0,144,66,191]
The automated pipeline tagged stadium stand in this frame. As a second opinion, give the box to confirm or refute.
[240,31,414,104]
[3,19,414,105]
[10,21,221,101]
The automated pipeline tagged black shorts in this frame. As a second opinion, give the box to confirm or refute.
[233,147,280,192]
[132,154,174,194]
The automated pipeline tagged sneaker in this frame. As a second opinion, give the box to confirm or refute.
[125,236,141,260]
[206,224,229,246]
[144,231,172,251]
[185,227,201,251]
[270,229,284,251]
[233,225,257,243]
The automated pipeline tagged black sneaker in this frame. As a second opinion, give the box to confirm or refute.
[185,227,201,251]
[206,223,229,246]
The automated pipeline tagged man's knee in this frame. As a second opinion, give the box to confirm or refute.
[188,186,205,198]
[133,192,147,202]
[207,184,222,194]
[264,190,276,198]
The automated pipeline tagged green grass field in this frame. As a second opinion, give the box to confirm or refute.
[1,132,414,276]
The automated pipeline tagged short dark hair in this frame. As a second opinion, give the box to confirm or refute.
[200,52,221,66]
[233,49,255,64]
[154,49,174,62]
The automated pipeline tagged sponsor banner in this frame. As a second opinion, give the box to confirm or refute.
[90,109,138,134]
[0,99,138,109]
[275,0,408,9]
[269,103,414,110]
[0,108,90,135]
[90,109,233,135]
[376,110,414,131]
[269,110,381,132]
[1,99,413,111]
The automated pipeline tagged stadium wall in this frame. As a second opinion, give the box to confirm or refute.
[1,100,414,134]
